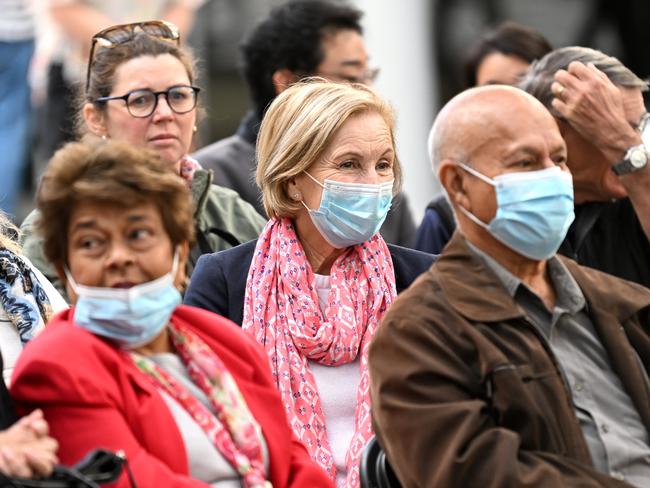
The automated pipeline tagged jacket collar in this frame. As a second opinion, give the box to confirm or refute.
[190,168,213,220]
[436,232,650,323]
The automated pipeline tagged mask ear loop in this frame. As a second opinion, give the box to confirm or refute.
[456,162,497,186]
[299,171,326,213]
[170,248,180,276]
[303,171,325,189]
[64,265,81,295]
[454,162,495,230]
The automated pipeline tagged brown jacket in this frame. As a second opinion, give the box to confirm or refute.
[369,233,650,488]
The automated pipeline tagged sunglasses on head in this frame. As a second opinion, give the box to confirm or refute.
[85,20,180,93]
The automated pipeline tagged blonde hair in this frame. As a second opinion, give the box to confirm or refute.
[0,212,21,254]
[256,79,402,218]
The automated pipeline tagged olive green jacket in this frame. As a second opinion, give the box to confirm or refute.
[20,169,266,298]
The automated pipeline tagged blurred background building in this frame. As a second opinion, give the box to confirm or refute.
[6,0,650,225]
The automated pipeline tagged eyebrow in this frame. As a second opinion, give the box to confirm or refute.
[339,60,364,68]
[503,144,566,160]
[70,214,149,232]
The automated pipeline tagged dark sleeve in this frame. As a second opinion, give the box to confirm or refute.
[380,192,416,248]
[388,245,436,293]
[184,253,230,319]
[369,301,634,488]
[414,208,452,254]
[0,353,16,429]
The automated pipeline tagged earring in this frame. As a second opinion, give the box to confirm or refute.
[293,193,301,200]
[193,125,198,133]
[101,134,107,140]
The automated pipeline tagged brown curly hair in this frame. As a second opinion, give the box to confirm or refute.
[36,140,195,267]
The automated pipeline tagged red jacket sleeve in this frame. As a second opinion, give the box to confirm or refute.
[11,355,209,488]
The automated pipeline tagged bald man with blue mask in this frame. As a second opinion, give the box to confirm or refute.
[369,85,650,488]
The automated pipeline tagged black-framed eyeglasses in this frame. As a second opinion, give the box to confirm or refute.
[316,67,380,85]
[86,20,180,93]
[94,85,200,118]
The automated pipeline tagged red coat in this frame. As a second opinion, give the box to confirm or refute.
[11,305,333,488]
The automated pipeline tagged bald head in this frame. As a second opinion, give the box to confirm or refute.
[429,85,557,173]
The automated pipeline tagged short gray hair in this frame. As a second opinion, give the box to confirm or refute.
[519,46,648,118]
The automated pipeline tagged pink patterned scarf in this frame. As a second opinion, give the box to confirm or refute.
[242,218,397,487]
[133,321,268,487]
[179,155,202,184]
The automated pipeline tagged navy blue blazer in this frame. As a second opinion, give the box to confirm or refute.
[184,239,436,326]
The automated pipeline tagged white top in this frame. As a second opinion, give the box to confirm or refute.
[310,273,360,488]
[0,254,68,385]
[151,352,269,487]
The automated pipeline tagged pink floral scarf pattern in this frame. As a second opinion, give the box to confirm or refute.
[179,155,202,184]
[242,218,397,487]
[133,321,269,488]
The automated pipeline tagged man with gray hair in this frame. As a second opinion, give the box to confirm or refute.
[520,46,650,288]
[369,85,650,487]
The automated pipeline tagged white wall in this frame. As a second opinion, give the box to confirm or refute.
[353,0,439,222]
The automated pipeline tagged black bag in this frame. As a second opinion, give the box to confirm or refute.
[0,449,135,488]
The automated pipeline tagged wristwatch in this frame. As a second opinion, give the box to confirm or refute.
[612,144,648,175]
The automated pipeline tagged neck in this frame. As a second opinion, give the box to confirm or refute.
[462,225,557,309]
[132,327,173,356]
[293,212,345,275]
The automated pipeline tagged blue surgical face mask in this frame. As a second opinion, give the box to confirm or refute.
[456,163,575,260]
[65,252,182,349]
[302,172,394,248]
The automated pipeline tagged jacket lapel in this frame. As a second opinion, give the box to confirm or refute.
[436,233,525,322]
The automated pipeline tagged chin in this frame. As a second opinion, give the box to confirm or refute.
[160,151,184,168]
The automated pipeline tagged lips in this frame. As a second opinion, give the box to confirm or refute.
[149,133,178,143]
[110,282,137,289]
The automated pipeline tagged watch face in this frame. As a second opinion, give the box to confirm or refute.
[630,148,648,168]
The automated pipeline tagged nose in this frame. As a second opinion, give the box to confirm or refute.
[105,241,135,271]
[362,165,389,185]
[151,93,174,121]
[542,156,558,169]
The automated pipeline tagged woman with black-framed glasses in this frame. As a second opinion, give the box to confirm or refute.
[20,21,266,300]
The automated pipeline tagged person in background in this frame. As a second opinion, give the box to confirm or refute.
[0,211,67,384]
[34,0,206,170]
[11,140,333,488]
[415,21,552,255]
[185,80,435,487]
[370,85,650,488]
[21,21,265,298]
[0,209,61,481]
[0,405,58,481]
[0,0,35,217]
[521,46,650,288]
[193,0,417,248]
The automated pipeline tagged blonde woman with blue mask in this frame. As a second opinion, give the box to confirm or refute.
[185,80,435,487]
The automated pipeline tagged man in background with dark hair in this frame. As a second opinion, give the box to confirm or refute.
[193,0,416,247]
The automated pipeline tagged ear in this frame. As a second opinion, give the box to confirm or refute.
[438,159,470,210]
[272,69,299,95]
[55,262,77,305]
[174,241,190,290]
[83,102,108,137]
[285,176,302,202]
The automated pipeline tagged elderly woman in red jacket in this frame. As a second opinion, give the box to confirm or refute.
[10,140,332,488]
